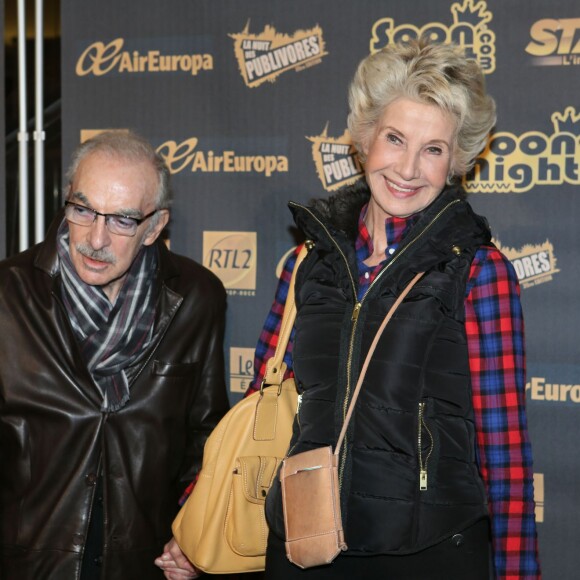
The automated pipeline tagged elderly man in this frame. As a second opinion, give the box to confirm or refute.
[0,130,229,579]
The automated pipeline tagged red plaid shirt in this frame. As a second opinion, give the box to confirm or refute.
[247,209,541,579]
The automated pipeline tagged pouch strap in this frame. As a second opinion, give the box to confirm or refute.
[262,243,310,390]
[334,271,425,456]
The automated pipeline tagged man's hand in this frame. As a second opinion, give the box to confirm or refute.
[154,537,201,579]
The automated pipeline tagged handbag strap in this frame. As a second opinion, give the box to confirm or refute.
[334,271,425,457]
[262,243,310,390]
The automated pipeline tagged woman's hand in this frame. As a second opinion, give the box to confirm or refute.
[154,537,201,579]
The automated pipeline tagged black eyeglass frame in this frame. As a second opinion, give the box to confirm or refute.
[64,201,159,237]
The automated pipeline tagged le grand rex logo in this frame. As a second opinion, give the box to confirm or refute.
[370,0,496,74]
[229,22,328,88]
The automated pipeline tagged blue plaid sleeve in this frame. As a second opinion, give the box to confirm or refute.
[245,245,301,396]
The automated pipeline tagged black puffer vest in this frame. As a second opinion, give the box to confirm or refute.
[265,183,493,555]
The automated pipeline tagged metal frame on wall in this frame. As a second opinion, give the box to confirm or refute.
[61,1,580,577]
[0,0,5,259]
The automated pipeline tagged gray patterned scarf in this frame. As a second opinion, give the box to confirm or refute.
[57,221,158,412]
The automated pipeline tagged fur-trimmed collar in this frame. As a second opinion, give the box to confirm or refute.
[308,179,371,240]
[306,179,467,241]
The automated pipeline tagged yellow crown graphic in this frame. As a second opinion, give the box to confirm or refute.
[552,107,580,135]
[451,0,492,26]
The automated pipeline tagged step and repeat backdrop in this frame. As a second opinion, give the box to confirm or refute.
[61,1,579,576]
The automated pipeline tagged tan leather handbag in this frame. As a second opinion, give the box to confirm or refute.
[280,272,424,569]
[171,245,309,574]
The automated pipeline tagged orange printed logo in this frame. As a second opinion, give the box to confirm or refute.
[157,137,288,177]
[203,231,257,295]
[308,126,364,192]
[75,38,213,77]
[526,18,580,66]
[465,107,580,193]
[370,0,496,74]
[494,239,559,289]
[230,23,328,88]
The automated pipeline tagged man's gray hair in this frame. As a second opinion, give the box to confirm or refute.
[64,130,172,211]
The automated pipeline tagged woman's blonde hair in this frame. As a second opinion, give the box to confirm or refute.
[347,38,496,178]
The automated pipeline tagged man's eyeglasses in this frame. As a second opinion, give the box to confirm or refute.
[64,201,158,237]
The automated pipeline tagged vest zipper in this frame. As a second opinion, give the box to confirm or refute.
[351,197,462,315]
[418,401,434,490]
[288,202,358,298]
[288,198,461,491]
[295,393,303,426]
[340,198,462,488]
[285,388,304,459]
[288,203,359,487]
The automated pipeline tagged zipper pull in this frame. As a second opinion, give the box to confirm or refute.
[420,469,428,491]
[351,302,362,321]
[296,393,303,414]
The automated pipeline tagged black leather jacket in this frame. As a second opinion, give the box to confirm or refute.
[0,217,230,579]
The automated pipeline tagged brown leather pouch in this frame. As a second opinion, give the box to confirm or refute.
[280,446,347,568]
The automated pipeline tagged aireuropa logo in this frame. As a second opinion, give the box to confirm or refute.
[230,347,255,393]
[526,18,580,66]
[534,473,544,523]
[203,231,257,295]
[370,0,496,74]
[494,239,559,290]
[157,137,288,177]
[230,22,328,88]
[526,376,580,405]
[75,38,213,77]
[464,107,580,193]
[308,126,364,192]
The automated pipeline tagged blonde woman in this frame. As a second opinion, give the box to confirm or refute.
[247,39,541,579]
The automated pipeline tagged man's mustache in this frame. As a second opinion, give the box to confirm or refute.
[76,243,117,264]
